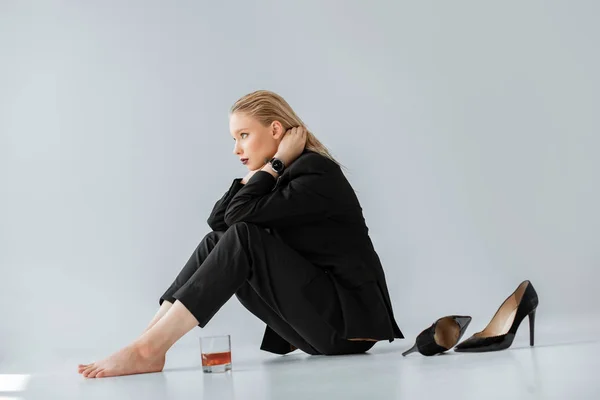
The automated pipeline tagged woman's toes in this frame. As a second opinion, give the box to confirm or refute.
[89,368,102,378]
[78,364,90,372]
[96,370,105,378]
[83,366,96,377]
[87,367,100,378]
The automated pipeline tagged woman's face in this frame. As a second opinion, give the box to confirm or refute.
[229,112,283,170]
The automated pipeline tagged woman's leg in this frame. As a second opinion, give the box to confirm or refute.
[235,262,376,356]
[79,300,199,378]
[146,231,225,332]
[78,222,368,378]
[168,221,375,356]
[159,231,225,305]
[78,231,225,377]
[235,282,319,355]
[143,300,173,333]
[168,221,374,356]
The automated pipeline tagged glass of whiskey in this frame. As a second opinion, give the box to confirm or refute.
[200,335,232,373]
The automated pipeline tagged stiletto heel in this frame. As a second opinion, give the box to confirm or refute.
[454,280,539,353]
[528,309,536,346]
[402,315,471,356]
[402,343,418,356]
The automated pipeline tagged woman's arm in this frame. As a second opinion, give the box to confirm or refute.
[206,161,275,231]
[222,126,313,228]
[206,178,244,231]
[223,154,338,228]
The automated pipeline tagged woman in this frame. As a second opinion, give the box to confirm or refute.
[78,90,404,378]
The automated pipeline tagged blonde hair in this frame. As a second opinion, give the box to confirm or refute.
[230,90,345,170]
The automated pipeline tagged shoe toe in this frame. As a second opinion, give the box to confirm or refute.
[454,336,475,351]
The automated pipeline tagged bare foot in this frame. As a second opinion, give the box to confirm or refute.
[77,343,165,378]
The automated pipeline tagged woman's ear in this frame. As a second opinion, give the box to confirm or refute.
[271,121,285,139]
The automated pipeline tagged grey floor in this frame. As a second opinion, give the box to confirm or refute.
[2,320,599,400]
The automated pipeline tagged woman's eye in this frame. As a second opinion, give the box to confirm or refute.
[240,133,248,139]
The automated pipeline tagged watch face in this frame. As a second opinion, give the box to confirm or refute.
[271,159,284,172]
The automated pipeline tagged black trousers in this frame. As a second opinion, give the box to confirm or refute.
[160,221,375,356]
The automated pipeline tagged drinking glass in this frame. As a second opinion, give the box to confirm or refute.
[200,335,232,373]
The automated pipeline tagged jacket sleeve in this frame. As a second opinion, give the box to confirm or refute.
[206,178,245,231]
[223,157,335,228]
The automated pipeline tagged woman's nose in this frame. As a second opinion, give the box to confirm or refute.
[232,141,242,155]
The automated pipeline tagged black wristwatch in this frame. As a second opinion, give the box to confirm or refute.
[268,157,286,175]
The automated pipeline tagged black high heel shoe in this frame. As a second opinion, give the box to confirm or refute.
[454,280,539,353]
[402,315,472,356]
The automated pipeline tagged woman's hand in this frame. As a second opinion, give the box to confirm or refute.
[242,127,307,184]
[275,126,307,166]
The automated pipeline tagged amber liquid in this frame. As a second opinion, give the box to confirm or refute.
[201,351,232,367]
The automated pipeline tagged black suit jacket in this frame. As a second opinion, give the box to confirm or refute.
[207,150,403,350]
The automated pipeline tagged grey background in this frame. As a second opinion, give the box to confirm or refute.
[1,0,598,358]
